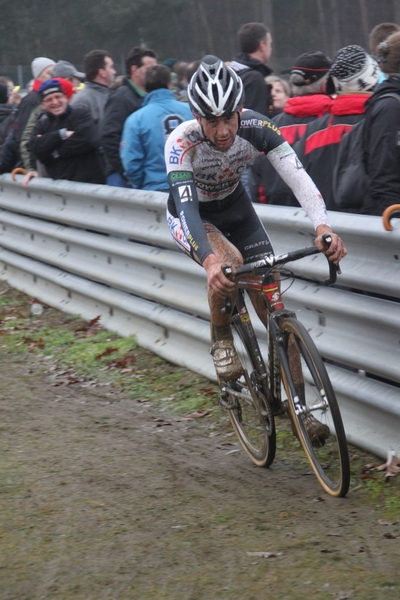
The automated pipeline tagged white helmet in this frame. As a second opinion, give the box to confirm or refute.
[187,55,244,118]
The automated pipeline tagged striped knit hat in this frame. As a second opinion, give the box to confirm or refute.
[327,45,380,94]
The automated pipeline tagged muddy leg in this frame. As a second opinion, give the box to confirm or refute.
[206,231,243,381]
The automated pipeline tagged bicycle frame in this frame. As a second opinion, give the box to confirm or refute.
[227,236,338,412]
[234,269,295,413]
[220,238,350,496]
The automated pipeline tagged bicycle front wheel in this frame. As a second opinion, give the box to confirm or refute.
[223,320,276,468]
[280,317,350,497]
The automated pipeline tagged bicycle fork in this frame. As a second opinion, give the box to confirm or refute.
[220,291,268,411]
[268,311,307,416]
[269,312,329,417]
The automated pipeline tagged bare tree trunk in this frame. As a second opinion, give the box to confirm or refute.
[394,0,400,25]
[260,0,275,40]
[316,0,329,55]
[198,0,215,55]
[358,0,370,49]
[223,0,236,59]
[329,0,341,57]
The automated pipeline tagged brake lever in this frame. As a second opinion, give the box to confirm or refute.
[321,233,341,285]
[221,264,233,314]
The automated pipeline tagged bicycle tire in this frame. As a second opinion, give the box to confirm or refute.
[223,319,276,468]
[280,317,350,497]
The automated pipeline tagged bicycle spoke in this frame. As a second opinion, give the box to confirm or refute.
[222,321,276,468]
[280,318,350,497]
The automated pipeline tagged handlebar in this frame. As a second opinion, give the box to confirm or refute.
[223,234,341,286]
[382,204,400,231]
[11,167,27,181]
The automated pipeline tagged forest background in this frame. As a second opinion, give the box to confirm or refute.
[1,0,400,87]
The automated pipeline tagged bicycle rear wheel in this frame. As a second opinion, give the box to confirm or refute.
[280,317,350,497]
[222,319,276,468]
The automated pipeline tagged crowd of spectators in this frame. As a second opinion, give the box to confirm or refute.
[0,19,400,215]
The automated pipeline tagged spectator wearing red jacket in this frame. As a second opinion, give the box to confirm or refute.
[249,51,332,205]
[293,45,381,210]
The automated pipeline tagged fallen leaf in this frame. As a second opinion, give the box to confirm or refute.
[383,532,397,539]
[199,387,219,397]
[74,315,102,335]
[95,347,118,360]
[334,591,354,600]
[106,355,135,369]
[377,519,394,526]
[246,551,283,559]
[179,409,212,420]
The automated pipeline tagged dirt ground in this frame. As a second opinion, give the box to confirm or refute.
[1,293,400,599]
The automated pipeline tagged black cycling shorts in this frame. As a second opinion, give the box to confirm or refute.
[167,183,274,263]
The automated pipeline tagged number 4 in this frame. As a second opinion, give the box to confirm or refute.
[179,185,193,202]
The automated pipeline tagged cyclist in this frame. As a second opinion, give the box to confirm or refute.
[164,55,346,400]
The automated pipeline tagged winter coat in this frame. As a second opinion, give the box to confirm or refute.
[362,76,400,215]
[249,94,334,204]
[0,104,16,164]
[101,78,144,177]
[2,83,43,170]
[230,53,273,116]
[70,81,111,132]
[120,88,192,191]
[29,104,105,184]
[273,95,333,144]
[293,94,370,210]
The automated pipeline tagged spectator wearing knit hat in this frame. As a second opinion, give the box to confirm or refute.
[274,51,333,143]
[20,77,77,186]
[27,78,105,185]
[361,32,400,214]
[249,51,332,205]
[292,45,380,210]
[1,56,56,173]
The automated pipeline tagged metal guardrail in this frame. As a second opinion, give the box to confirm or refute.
[0,174,399,459]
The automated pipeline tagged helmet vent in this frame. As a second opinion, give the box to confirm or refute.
[187,55,244,119]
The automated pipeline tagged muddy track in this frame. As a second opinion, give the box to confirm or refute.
[1,348,400,600]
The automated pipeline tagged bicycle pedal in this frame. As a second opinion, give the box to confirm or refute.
[219,387,235,410]
[219,396,236,410]
[271,400,288,416]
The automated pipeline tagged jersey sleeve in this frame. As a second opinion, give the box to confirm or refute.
[165,124,213,263]
[239,111,329,228]
[266,141,330,229]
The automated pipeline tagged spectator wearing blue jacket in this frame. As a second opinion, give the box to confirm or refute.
[120,65,192,191]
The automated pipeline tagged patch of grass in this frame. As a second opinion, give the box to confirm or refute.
[1,283,400,511]
[360,477,400,516]
[0,286,219,418]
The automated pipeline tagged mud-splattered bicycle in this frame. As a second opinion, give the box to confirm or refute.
[219,234,350,498]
